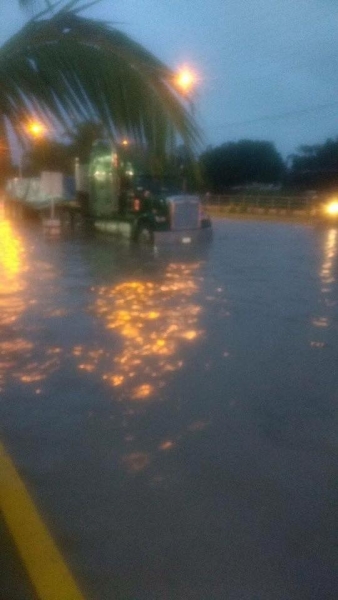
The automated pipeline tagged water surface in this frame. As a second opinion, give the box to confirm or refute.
[1,215,337,600]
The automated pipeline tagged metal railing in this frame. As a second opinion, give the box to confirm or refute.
[201,194,321,215]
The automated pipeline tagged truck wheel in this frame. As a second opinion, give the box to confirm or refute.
[137,225,154,245]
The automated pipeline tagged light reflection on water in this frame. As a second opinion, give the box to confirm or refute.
[0,217,61,390]
[73,261,204,402]
[311,228,338,337]
[2,218,338,597]
[67,245,214,474]
[0,219,27,325]
[320,228,337,289]
[0,219,29,390]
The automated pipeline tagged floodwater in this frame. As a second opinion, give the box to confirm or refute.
[1,213,338,600]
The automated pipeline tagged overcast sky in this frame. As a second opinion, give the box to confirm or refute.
[2,0,338,157]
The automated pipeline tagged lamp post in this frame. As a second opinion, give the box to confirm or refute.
[174,66,199,192]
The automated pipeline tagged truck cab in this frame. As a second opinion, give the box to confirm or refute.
[129,192,212,245]
[77,140,212,245]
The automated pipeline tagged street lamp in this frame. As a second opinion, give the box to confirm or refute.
[25,120,47,139]
[175,67,196,94]
[174,66,199,114]
[18,119,48,178]
[174,66,200,192]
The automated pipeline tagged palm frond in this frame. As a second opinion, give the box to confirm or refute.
[0,7,202,163]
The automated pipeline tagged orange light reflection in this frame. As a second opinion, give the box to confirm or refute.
[310,228,338,347]
[0,217,61,389]
[121,452,150,472]
[74,262,204,400]
[0,220,27,327]
[320,228,337,287]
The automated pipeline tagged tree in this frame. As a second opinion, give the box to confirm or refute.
[199,140,285,192]
[66,121,104,164]
[288,138,338,190]
[22,138,73,174]
[0,0,200,183]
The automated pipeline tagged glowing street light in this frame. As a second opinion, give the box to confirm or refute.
[25,120,47,139]
[18,119,48,178]
[174,65,200,120]
[174,66,200,192]
[175,66,198,96]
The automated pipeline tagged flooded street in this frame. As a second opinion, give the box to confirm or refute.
[1,214,338,599]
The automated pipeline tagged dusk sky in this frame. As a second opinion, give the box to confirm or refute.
[2,0,338,157]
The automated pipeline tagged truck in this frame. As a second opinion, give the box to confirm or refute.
[75,140,212,245]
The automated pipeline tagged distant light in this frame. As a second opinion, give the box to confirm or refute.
[325,200,338,216]
[122,139,129,146]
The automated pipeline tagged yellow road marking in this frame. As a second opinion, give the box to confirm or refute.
[0,440,85,600]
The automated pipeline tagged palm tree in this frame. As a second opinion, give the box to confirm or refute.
[0,0,201,175]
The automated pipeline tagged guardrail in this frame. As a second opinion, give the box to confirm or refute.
[201,194,322,217]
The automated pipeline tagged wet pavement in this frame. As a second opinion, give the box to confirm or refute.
[1,214,338,599]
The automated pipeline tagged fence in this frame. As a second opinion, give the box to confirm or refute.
[202,194,322,217]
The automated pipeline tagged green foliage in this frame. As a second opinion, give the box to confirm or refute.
[0,2,201,169]
[199,140,285,192]
[0,145,13,186]
[20,120,104,174]
[66,121,104,162]
[288,137,338,189]
[23,138,73,174]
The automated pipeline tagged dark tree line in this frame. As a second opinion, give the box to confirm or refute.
[287,138,338,190]
[200,137,338,193]
[19,134,338,194]
[199,140,285,192]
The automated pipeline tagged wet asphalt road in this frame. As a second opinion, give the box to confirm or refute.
[1,214,338,600]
